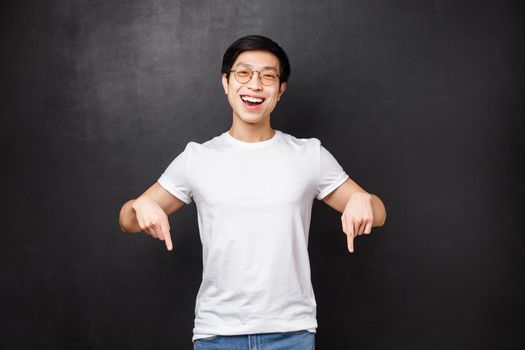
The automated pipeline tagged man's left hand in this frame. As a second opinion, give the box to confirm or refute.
[341,192,374,253]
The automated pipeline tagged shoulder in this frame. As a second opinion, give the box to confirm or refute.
[278,130,321,150]
[183,133,226,155]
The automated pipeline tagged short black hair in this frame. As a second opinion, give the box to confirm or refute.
[222,35,291,84]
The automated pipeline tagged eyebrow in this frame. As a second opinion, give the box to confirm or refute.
[235,63,279,71]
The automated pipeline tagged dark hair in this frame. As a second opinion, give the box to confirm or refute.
[222,35,291,84]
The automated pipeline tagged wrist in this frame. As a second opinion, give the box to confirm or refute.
[130,198,140,212]
[350,191,372,200]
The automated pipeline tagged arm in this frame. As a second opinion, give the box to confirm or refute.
[322,177,387,253]
[322,177,386,226]
[119,182,186,250]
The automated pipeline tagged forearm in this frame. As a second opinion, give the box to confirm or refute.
[370,194,386,227]
[119,199,142,233]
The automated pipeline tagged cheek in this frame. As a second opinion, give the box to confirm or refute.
[267,92,280,105]
[227,93,238,109]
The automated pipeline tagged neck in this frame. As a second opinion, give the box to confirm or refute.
[228,115,275,143]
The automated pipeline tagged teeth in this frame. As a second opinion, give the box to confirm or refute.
[241,96,264,103]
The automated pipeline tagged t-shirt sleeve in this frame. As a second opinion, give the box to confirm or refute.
[157,143,193,204]
[315,141,350,200]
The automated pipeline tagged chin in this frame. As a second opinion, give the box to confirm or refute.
[237,113,267,124]
[241,117,264,124]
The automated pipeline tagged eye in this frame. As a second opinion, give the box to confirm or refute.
[262,70,277,78]
[236,69,251,77]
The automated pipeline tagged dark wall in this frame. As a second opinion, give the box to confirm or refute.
[2,0,524,349]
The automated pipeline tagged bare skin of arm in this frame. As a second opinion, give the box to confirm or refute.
[322,177,387,253]
[119,182,186,251]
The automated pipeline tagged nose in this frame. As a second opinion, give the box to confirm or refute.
[247,71,263,90]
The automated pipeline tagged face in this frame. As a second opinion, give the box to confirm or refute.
[222,50,286,126]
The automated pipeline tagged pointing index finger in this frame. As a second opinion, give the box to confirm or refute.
[347,232,354,253]
[162,220,172,251]
[344,217,355,253]
[165,235,172,251]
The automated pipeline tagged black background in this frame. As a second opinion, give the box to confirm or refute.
[2,0,524,349]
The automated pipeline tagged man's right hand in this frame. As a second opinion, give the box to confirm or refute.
[132,195,173,251]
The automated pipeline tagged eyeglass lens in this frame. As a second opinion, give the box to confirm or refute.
[234,67,278,85]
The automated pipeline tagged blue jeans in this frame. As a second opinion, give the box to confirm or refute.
[193,329,315,350]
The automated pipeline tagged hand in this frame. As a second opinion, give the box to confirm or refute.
[341,192,374,253]
[132,195,173,251]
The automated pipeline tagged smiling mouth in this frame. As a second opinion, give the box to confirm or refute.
[240,95,265,106]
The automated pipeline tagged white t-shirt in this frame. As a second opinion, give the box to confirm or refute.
[157,129,349,342]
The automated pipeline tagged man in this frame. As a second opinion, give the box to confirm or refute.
[119,35,386,349]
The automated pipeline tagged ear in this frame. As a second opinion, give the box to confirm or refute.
[221,74,229,95]
[277,81,287,101]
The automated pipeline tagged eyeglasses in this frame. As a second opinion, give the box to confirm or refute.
[230,66,280,86]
